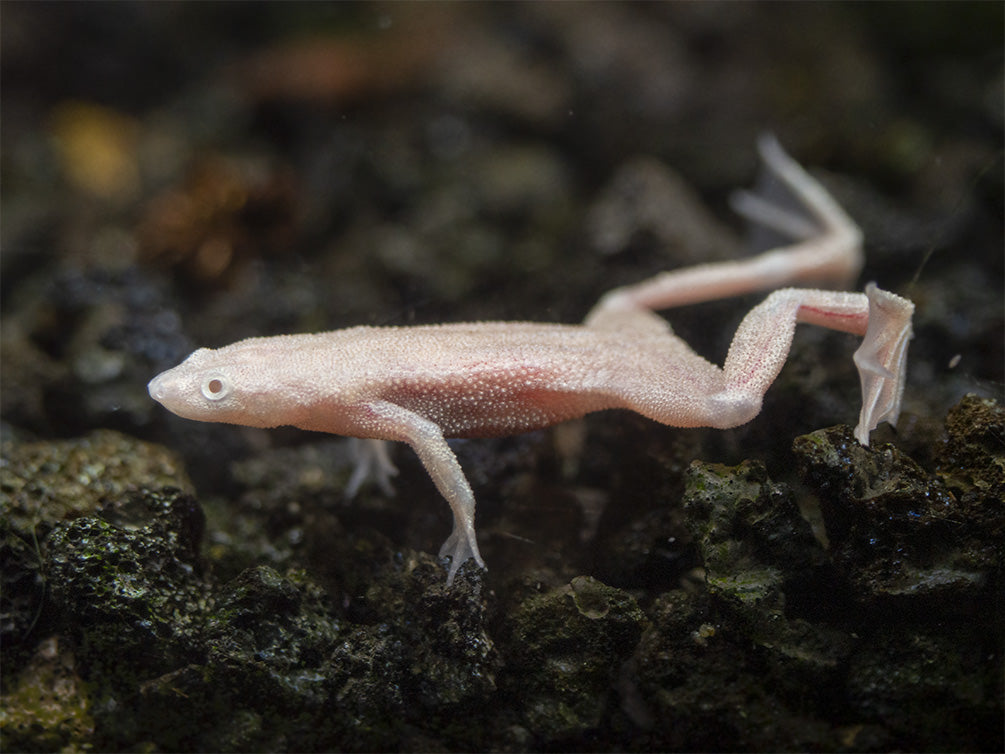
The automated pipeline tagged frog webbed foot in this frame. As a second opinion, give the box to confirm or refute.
[853,283,915,445]
[439,524,486,585]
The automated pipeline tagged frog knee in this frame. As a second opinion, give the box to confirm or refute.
[705,393,762,429]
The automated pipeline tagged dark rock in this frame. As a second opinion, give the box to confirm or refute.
[45,486,209,665]
[0,636,94,753]
[794,423,998,611]
[0,430,190,647]
[500,576,645,743]
[631,589,846,752]
[683,459,829,621]
[326,556,499,751]
[846,626,1002,752]
[139,566,342,753]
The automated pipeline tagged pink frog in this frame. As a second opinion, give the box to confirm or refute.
[149,136,914,583]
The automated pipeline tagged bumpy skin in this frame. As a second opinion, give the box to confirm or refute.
[148,136,915,583]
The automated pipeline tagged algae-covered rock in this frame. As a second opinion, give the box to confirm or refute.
[672,459,856,746]
[631,589,846,752]
[132,565,342,753]
[793,420,998,608]
[0,636,94,753]
[682,460,829,620]
[326,555,499,751]
[780,414,1004,750]
[45,487,208,654]
[935,395,1005,568]
[635,426,1003,752]
[845,625,1001,752]
[0,428,191,535]
[501,576,645,742]
[0,430,191,647]
[937,395,1005,478]
[6,475,213,750]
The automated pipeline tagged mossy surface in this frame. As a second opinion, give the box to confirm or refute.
[3,405,999,750]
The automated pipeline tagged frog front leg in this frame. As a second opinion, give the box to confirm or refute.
[362,399,485,584]
[345,438,399,498]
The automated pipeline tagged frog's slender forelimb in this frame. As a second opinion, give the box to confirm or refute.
[345,438,399,498]
[359,399,485,584]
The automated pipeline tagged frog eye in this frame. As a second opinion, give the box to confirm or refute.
[201,374,231,401]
